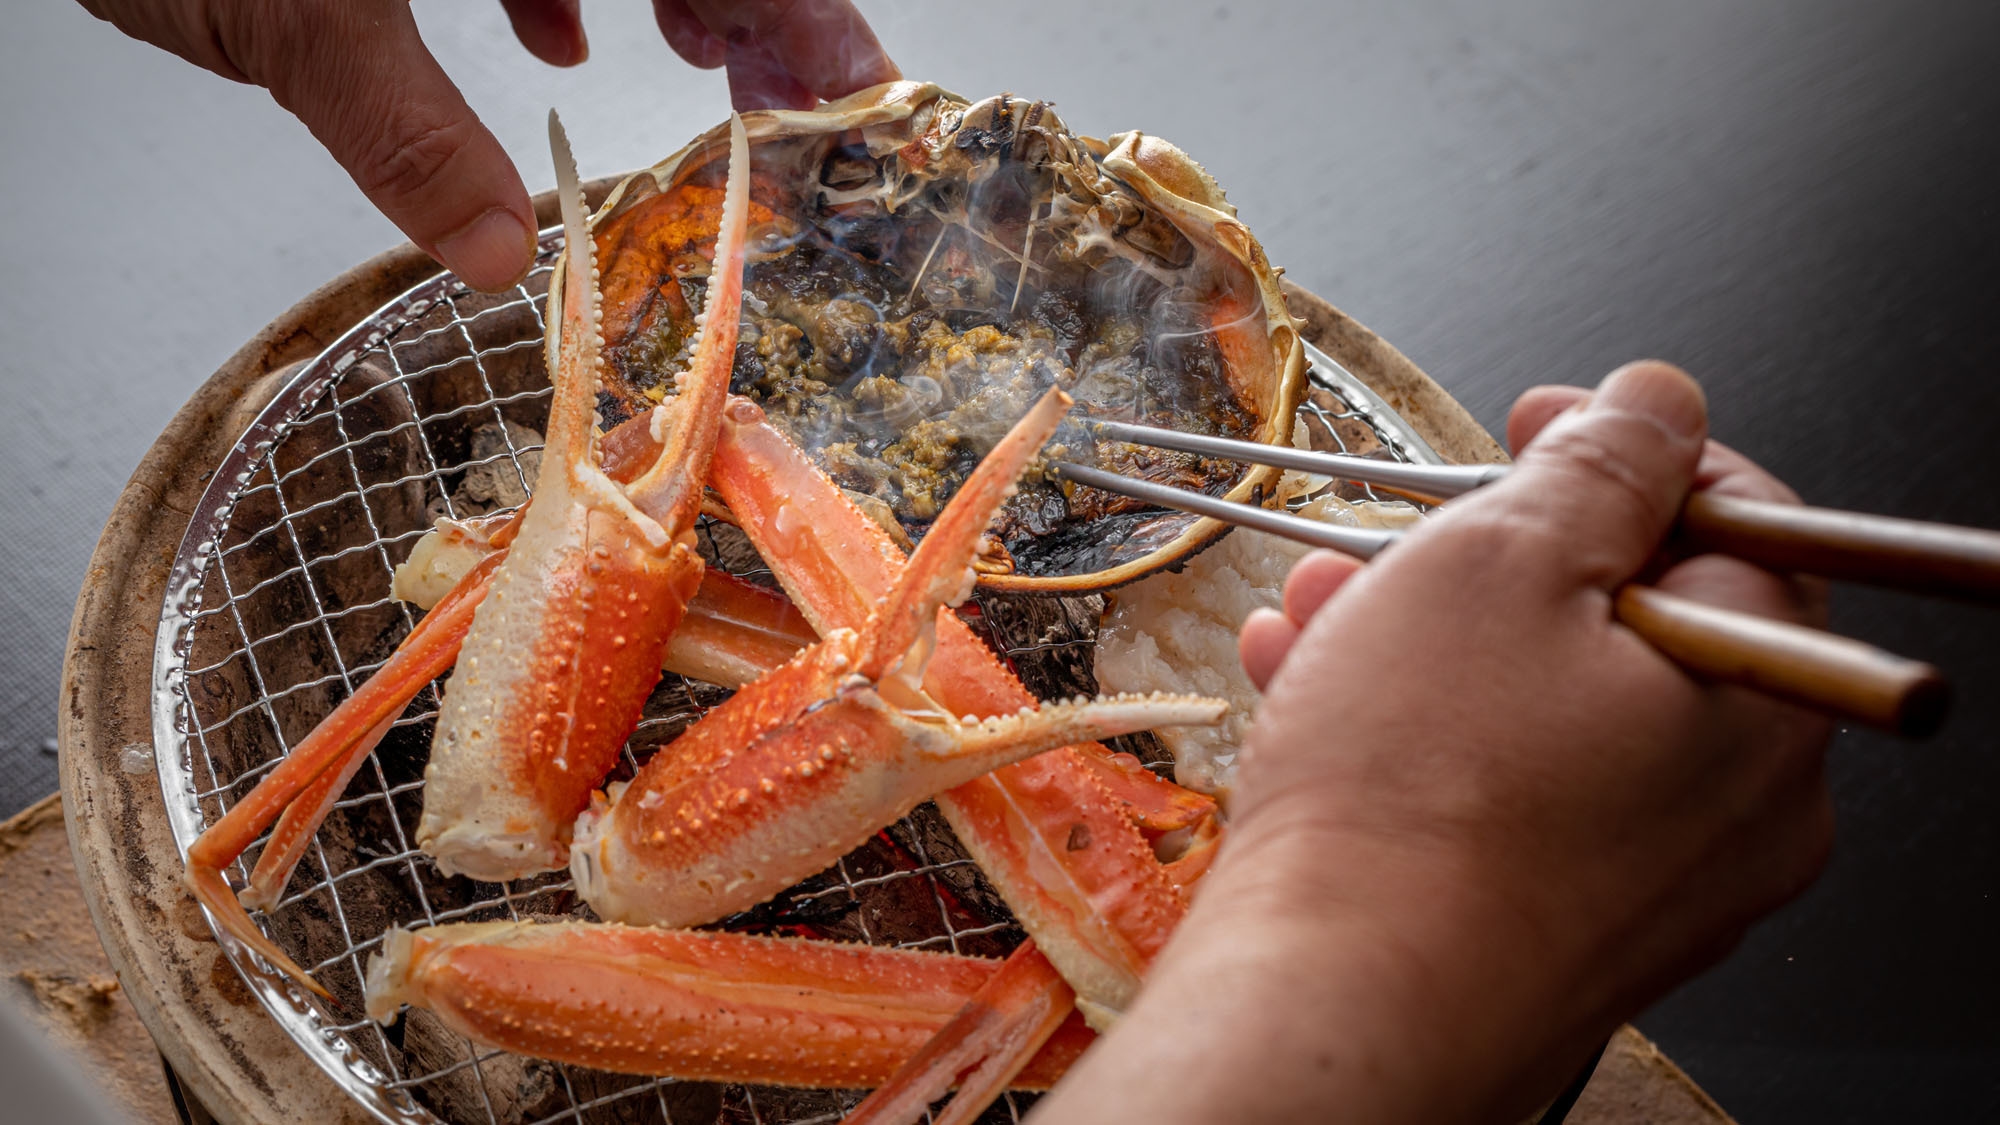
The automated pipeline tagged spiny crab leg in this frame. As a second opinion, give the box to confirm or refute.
[400,514,816,695]
[701,392,1230,1115]
[569,388,1228,928]
[183,550,506,991]
[842,944,1078,1125]
[182,110,756,989]
[237,563,808,913]
[363,921,1092,1090]
[709,401,1216,1017]
[414,109,750,882]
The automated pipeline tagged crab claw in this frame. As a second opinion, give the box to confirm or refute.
[415,111,752,881]
[569,387,1229,928]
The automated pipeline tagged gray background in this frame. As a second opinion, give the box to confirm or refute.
[5,0,1996,1120]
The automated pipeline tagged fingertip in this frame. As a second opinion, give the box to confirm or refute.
[1692,438,1804,506]
[1489,360,1711,591]
[1281,550,1363,625]
[1592,360,1707,444]
[727,0,900,102]
[1506,385,1590,455]
[502,0,589,67]
[434,206,536,292]
[654,0,726,68]
[1239,608,1299,693]
[269,4,537,294]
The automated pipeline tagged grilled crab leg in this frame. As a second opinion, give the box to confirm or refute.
[842,943,1079,1125]
[569,388,1228,927]
[708,401,1217,1023]
[231,562,809,917]
[363,921,1092,1089]
[396,508,816,694]
[414,110,750,882]
[181,110,756,986]
[183,550,507,990]
[690,391,1236,1122]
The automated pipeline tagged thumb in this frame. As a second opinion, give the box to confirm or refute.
[1482,361,1708,591]
[263,4,537,292]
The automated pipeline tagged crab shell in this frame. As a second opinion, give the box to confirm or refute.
[562,81,1307,594]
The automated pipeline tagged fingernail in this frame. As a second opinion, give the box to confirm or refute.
[1594,361,1707,441]
[435,209,534,292]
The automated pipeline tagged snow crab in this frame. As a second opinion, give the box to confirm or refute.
[587,80,1308,592]
[183,84,1289,1123]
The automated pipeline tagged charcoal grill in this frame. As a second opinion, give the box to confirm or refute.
[59,181,1520,1124]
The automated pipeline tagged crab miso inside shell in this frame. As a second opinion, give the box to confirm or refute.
[584,82,1305,593]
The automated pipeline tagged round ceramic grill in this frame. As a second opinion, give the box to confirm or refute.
[150,230,1440,1125]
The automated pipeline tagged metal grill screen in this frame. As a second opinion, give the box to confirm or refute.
[152,231,1433,1125]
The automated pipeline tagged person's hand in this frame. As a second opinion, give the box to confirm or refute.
[80,0,898,291]
[1035,361,1834,1124]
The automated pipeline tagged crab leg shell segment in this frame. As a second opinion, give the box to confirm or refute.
[363,922,1091,1089]
[181,550,505,994]
[239,710,395,912]
[573,633,1223,928]
[416,113,748,881]
[857,388,1075,683]
[398,517,817,692]
[660,568,818,687]
[572,389,1226,927]
[843,944,1080,1125]
[241,572,810,910]
[709,402,1207,1028]
[244,561,805,922]
[624,113,751,527]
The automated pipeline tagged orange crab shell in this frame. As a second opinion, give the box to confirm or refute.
[572,81,1308,595]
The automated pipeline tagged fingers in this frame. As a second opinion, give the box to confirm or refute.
[724,33,817,110]
[1283,550,1365,624]
[1507,382,1825,624]
[1477,361,1709,592]
[1506,385,1589,456]
[1514,386,1802,508]
[684,0,901,102]
[263,4,536,292]
[500,0,588,66]
[1239,552,1364,691]
[654,0,727,68]
[1691,438,1802,505]
[1239,609,1299,693]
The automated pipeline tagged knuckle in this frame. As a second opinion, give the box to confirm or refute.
[1413,502,1574,599]
[1528,424,1679,532]
[1697,440,1803,506]
[1431,504,1544,565]
[352,111,476,205]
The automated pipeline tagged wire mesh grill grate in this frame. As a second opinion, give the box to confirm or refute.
[151,229,1433,1125]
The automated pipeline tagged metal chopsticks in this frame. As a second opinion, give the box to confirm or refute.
[1055,423,2000,737]
[1089,419,1508,500]
[1053,460,1403,561]
[1083,420,2000,606]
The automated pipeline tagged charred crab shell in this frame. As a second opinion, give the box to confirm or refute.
[558,81,1307,594]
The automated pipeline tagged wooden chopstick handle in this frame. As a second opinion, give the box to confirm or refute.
[1613,585,1951,736]
[1678,492,2000,604]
